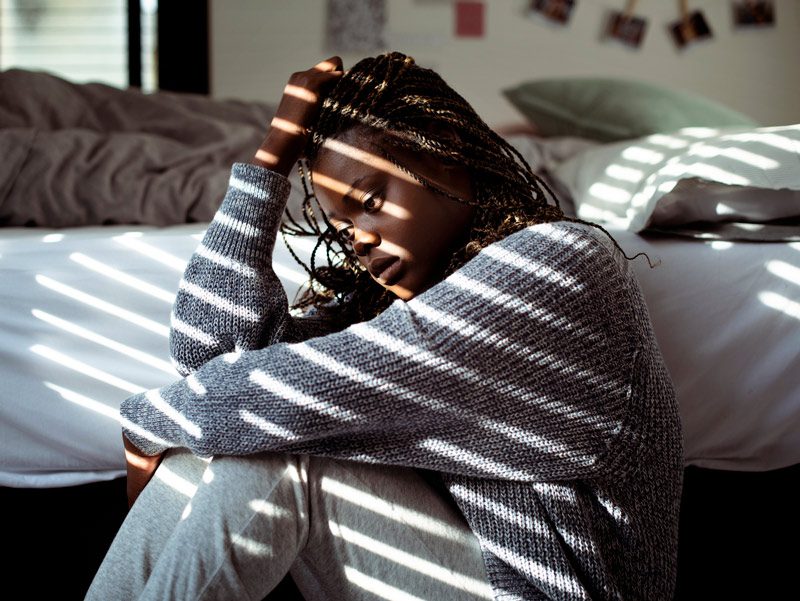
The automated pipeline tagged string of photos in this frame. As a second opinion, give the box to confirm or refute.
[527,0,776,50]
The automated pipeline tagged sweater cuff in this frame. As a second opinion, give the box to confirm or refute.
[119,388,184,456]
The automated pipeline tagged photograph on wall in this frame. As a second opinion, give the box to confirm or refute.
[529,0,576,25]
[455,1,485,38]
[324,0,386,53]
[669,10,713,48]
[733,0,775,27]
[606,11,648,48]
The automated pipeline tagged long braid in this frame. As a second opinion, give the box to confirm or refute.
[281,52,654,325]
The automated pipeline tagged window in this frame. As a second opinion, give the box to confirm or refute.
[0,0,157,91]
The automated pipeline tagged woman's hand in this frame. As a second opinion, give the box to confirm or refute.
[253,56,344,176]
[123,432,165,509]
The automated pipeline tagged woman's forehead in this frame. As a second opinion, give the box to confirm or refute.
[316,137,417,185]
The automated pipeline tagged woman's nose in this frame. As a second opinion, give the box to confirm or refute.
[351,227,380,256]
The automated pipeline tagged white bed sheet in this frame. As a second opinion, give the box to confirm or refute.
[1,223,798,487]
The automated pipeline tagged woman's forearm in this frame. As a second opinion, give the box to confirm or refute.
[168,162,295,376]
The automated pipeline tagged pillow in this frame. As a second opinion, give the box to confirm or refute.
[503,78,759,142]
[551,124,800,234]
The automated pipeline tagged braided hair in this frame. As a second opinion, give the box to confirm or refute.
[280,51,652,326]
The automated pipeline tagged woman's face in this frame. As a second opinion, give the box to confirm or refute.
[310,128,475,301]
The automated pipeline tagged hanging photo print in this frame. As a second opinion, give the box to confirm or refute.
[529,0,576,25]
[455,1,485,38]
[606,0,648,48]
[733,1,775,27]
[669,0,713,49]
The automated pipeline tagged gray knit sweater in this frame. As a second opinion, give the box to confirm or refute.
[120,162,684,600]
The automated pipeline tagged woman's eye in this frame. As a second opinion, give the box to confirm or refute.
[337,224,354,240]
[362,193,383,212]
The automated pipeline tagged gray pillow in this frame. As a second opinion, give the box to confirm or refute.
[503,78,759,142]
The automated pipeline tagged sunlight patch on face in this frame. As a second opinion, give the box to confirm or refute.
[321,138,422,187]
[328,521,494,598]
[310,172,412,221]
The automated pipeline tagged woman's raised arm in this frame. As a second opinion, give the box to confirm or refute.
[168,58,344,376]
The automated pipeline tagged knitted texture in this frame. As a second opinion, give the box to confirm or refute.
[120,162,684,600]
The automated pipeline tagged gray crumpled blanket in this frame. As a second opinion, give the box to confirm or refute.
[0,68,276,227]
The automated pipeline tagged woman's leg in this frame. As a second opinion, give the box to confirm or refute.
[85,448,211,600]
[87,450,491,601]
[291,455,493,601]
[86,449,311,601]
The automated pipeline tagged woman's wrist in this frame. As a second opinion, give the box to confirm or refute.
[251,128,306,176]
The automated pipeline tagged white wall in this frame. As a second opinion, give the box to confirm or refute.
[210,0,799,128]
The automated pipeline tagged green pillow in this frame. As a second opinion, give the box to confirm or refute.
[503,78,759,142]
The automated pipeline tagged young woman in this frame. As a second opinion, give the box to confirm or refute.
[87,53,683,601]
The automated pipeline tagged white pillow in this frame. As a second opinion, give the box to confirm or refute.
[552,124,800,232]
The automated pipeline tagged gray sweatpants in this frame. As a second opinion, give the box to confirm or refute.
[85,448,493,601]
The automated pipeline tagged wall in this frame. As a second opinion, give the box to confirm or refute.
[210,0,800,128]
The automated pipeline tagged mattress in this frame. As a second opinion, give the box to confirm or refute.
[1,222,798,487]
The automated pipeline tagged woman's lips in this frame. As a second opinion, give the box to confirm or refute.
[370,256,403,285]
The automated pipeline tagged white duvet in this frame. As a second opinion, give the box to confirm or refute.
[1,219,798,487]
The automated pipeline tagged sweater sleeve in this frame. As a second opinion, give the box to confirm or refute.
[167,162,333,377]
[121,220,640,483]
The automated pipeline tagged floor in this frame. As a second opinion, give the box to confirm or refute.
[2,463,797,600]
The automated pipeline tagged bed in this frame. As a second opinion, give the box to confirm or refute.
[2,68,798,600]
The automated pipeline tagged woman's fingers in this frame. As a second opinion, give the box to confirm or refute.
[313,55,343,72]
[251,56,344,175]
